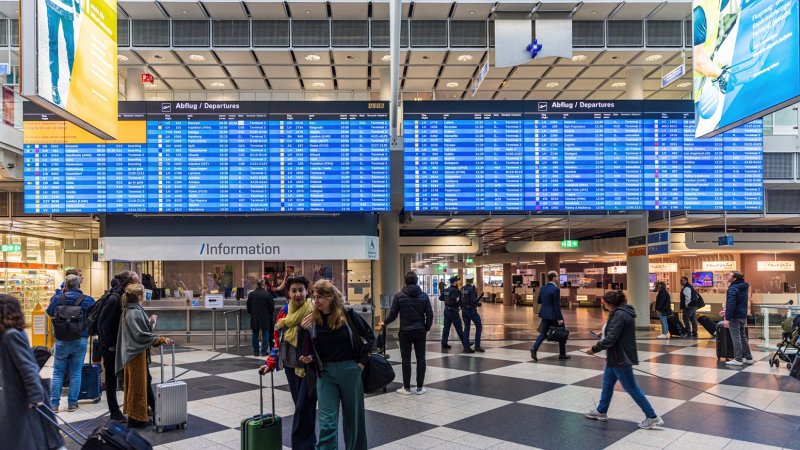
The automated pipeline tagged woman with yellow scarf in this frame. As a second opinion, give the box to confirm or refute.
[259,275,316,450]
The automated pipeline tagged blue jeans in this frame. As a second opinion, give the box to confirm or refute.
[658,313,669,335]
[441,309,466,347]
[252,328,270,355]
[597,365,657,419]
[50,338,87,408]
[462,309,482,348]
[47,6,75,87]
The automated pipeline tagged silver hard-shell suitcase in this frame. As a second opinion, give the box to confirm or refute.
[154,344,188,433]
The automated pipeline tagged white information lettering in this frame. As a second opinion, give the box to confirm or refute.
[584,268,605,275]
[608,266,627,274]
[205,294,224,309]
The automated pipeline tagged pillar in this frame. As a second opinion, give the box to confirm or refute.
[125,68,145,101]
[625,69,644,100]
[503,263,513,306]
[545,253,560,280]
[379,69,391,102]
[627,214,650,330]
[475,267,484,296]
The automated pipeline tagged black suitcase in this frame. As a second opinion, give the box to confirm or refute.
[698,316,718,337]
[36,404,152,450]
[716,323,749,360]
[667,314,686,337]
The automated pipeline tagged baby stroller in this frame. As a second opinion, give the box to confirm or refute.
[768,315,800,369]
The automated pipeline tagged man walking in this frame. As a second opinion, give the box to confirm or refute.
[680,276,700,337]
[723,271,753,366]
[461,273,484,353]
[381,271,434,395]
[47,274,94,412]
[441,276,473,353]
[531,271,569,361]
[247,279,275,356]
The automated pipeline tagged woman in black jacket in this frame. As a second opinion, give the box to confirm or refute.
[654,281,672,339]
[585,291,664,430]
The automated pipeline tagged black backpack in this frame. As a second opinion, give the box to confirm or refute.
[690,287,705,308]
[52,293,86,341]
[86,291,114,337]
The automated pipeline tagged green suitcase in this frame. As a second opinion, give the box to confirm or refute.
[241,371,283,450]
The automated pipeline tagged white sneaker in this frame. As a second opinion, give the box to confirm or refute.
[656,334,667,339]
[415,387,426,395]
[743,358,754,364]
[638,416,664,429]
[584,409,608,422]
[396,387,412,395]
[726,359,744,366]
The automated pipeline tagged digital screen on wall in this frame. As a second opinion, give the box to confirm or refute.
[21,0,118,139]
[692,0,800,138]
[404,100,763,212]
[23,101,390,213]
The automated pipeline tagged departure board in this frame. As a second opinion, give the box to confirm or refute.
[23,101,390,213]
[404,100,763,211]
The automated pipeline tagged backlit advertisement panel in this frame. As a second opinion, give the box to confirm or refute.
[693,0,800,137]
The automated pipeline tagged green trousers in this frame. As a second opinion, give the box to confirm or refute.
[316,360,367,450]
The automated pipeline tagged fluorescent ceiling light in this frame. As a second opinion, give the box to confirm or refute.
[381,55,391,62]
[611,82,627,88]
[645,54,663,62]
[677,82,691,88]
[545,82,560,88]
[189,54,206,62]
[117,54,129,62]
[457,55,473,62]
[305,54,322,62]
[312,82,326,88]
[571,54,587,62]
[210,82,225,88]
[446,82,460,88]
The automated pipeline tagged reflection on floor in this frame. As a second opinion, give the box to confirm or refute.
[40,303,799,450]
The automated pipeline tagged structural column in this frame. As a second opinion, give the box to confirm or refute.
[625,69,645,100]
[475,267,484,296]
[502,263,513,306]
[125,68,145,101]
[544,253,560,280]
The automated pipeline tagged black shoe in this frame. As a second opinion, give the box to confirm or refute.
[110,412,126,423]
[559,355,572,360]
[463,347,475,354]
[691,333,698,338]
[474,346,485,353]
[126,418,148,429]
[441,343,452,350]
[531,350,538,362]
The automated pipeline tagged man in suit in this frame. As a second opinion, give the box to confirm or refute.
[531,271,570,362]
[247,279,275,356]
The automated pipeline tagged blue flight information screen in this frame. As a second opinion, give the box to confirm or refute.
[404,100,763,211]
[23,101,390,213]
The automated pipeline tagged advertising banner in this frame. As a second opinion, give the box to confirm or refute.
[702,261,737,271]
[693,0,800,137]
[757,260,796,271]
[23,0,118,139]
[649,263,678,273]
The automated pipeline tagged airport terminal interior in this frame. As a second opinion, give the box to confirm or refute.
[1,0,800,448]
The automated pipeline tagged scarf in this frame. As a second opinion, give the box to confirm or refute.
[276,298,312,377]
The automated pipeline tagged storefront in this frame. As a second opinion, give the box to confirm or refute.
[0,234,62,317]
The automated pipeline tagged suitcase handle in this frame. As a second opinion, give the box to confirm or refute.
[35,403,88,446]
[258,371,277,426]
[161,343,177,383]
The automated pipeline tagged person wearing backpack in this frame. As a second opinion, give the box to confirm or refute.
[680,276,701,338]
[45,274,95,412]
[96,271,139,422]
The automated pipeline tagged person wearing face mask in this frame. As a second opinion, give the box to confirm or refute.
[259,276,316,450]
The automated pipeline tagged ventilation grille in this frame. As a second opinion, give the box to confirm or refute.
[371,20,409,47]
[646,21,683,47]
[0,20,7,47]
[213,20,250,47]
[0,192,8,217]
[607,20,643,47]
[118,19,130,46]
[173,20,209,47]
[132,20,170,47]
[332,21,369,47]
[573,21,605,47]
[292,21,330,47]
[450,21,487,47]
[411,20,448,47]
[764,153,795,179]
[684,20,692,46]
[767,189,800,213]
[252,21,290,47]
[9,19,16,47]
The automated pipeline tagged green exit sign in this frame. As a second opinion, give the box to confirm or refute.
[2,244,21,252]
[561,240,579,249]
[465,258,473,264]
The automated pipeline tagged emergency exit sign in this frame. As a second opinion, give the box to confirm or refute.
[1,244,21,252]
[465,257,473,264]
[561,240,579,249]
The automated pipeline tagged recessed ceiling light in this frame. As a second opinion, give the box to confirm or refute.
[210,82,225,88]
[312,82,326,88]
[610,55,621,60]
[345,55,357,60]
[645,54,664,62]
[305,9,311,14]
[421,55,432,60]
[144,82,158,88]
[189,54,205,62]
[181,9,189,14]
[153,54,164,60]
[117,54,128,62]
[545,82,560,88]
[611,81,627,88]
[457,54,473,62]
[381,55,391,62]
[305,54,322,62]
[571,54,587,62]
[446,82,460,88]
[677,82,691,88]
[469,9,476,15]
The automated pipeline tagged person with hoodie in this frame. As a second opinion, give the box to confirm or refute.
[380,271,434,395]
[654,282,672,339]
[723,271,753,366]
[585,290,664,430]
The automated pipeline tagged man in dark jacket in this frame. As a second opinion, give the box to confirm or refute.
[723,271,753,366]
[461,273,484,353]
[680,276,700,337]
[381,271,434,395]
[247,279,275,356]
[531,271,569,361]
[97,270,139,422]
[441,276,473,353]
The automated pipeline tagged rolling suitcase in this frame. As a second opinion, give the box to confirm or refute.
[153,344,188,433]
[667,314,686,338]
[79,337,103,403]
[241,371,282,450]
[36,404,153,450]
[698,316,717,337]
[716,323,749,360]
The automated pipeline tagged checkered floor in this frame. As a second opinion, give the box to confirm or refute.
[42,306,800,450]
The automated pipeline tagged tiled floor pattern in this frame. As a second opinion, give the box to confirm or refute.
[44,334,800,450]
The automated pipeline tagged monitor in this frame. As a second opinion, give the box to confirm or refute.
[692,272,714,288]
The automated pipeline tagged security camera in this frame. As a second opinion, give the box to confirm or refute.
[6,163,15,169]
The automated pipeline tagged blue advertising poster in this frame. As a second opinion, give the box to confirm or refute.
[693,0,800,137]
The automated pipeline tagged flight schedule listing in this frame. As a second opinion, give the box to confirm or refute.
[23,101,390,213]
[404,100,763,212]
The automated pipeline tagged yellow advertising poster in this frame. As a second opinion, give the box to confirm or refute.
[35,0,118,138]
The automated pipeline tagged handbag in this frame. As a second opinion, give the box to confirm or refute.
[545,326,570,344]
[361,354,395,394]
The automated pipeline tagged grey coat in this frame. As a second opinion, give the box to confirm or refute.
[116,303,159,374]
[0,329,63,449]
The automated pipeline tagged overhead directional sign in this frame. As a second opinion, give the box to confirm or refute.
[471,63,490,96]
[661,64,685,88]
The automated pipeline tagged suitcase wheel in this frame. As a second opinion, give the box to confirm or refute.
[93,398,101,403]
[788,363,792,370]
[155,426,164,433]
[181,423,188,429]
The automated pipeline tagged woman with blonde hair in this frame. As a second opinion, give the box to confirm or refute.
[115,284,174,428]
[300,279,374,450]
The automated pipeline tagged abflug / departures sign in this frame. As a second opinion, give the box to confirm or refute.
[199,242,280,256]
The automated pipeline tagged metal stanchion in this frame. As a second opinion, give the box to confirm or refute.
[211,309,217,351]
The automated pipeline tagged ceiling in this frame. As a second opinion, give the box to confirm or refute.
[0,217,100,240]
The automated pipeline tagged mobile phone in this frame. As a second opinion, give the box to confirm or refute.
[589,331,601,339]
